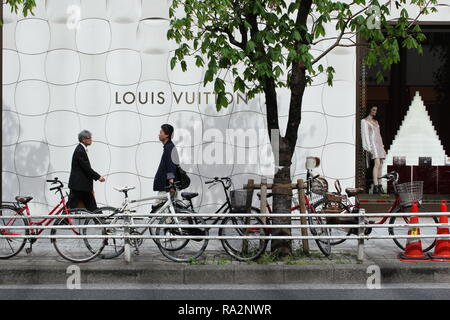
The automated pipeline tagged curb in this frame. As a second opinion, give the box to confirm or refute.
[2,259,450,285]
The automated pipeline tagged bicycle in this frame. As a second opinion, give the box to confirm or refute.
[177,176,267,261]
[94,183,209,263]
[313,171,438,252]
[253,170,333,257]
[0,178,106,263]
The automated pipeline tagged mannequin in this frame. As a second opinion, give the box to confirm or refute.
[361,106,387,194]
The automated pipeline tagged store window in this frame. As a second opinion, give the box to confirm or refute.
[356,25,450,193]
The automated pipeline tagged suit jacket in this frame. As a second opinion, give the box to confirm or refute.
[68,144,101,192]
[153,140,179,191]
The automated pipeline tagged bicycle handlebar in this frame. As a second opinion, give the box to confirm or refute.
[46,178,63,191]
[204,177,231,184]
[379,171,399,183]
[204,177,232,191]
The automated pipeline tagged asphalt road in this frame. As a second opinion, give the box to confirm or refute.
[1,284,450,300]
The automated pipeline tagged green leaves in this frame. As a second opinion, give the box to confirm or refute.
[180,60,187,72]
[246,40,256,53]
[375,71,385,84]
[233,77,246,93]
[265,32,276,44]
[313,16,326,38]
[5,0,36,17]
[214,77,225,93]
[195,55,204,68]
[326,66,335,86]
[203,71,213,87]
[214,77,228,110]
[170,56,177,70]
[167,0,440,111]
[402,35,419,50]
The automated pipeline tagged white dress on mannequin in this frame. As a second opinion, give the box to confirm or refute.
[361,118,386,159]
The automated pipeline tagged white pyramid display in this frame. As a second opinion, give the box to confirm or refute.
[381,91,448,183]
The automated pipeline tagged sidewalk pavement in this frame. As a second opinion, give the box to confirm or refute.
[1,225,449,286]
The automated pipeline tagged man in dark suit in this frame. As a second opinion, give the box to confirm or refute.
[67,130,105,211]
[153,124,179,199]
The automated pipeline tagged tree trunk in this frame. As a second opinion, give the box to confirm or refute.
[258,2,311,258]
[270,137,293,256]
[261,61,307,257]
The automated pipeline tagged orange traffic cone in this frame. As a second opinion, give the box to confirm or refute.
[399,201,430,261]
[429,201,450,261]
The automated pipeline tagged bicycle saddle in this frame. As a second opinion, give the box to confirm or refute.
[257,192,273,199]
[113,186,136,193]
[181,192,198,200]
[345,188,364,197]
[15,196,33,204]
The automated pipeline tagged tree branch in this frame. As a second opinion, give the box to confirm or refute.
[311,3,372,66]
[204,25,245,50]
[407,0,435,29]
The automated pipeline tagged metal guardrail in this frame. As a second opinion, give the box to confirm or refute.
[1,209,449,262]
[0,211,448,218]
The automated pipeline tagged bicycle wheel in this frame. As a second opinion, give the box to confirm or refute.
[310,201,351,245]
[306,203,331,256]
[155,215,209,262]
[388,206,438,252]
[308,214,331,257]
[220,216,268,261]
[0,205,28,259]
[152,216,189,252]
[93,206,125,259]
[52,208,106,263]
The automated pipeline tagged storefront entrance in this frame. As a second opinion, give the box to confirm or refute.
[356,24,450,194]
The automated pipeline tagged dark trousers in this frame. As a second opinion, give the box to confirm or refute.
[67,190,98,212]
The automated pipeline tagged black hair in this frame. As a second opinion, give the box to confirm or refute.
[161,124,174,140]
[367,106,378,118]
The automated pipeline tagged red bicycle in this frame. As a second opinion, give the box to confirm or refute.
[313,171,438,252]
[255,169,333,257]
[0,178,106,262]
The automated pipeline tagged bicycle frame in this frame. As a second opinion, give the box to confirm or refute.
[264,193,313,215]
[353,195,402,225]
[2,197,71,236]
[199,178,233,224]
[109,191,180,226]
[342,177,407,225]
[263,168,317,215]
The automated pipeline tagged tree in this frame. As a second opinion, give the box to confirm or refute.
[4,0,445,256]
[3,0,37,18]
[167,0,443,256]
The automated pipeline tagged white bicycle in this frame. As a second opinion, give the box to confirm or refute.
[93,184,209,262]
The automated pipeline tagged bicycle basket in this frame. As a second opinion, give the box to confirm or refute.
[322,192,345,214]
[311,177,328,195]
[230,189,254,212]
[394,181,423,205]
[325,192,343,203]
[308,192,325,207]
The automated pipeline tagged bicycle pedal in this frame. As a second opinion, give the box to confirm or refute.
[25,247,32,254]
[364,227,373,236]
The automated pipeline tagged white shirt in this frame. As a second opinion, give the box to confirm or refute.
[80,143,89,156]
